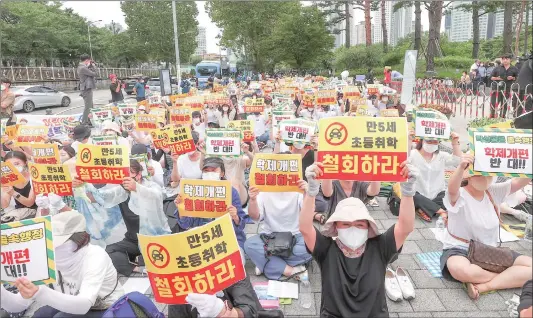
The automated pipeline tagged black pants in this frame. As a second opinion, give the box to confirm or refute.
[105,238,140,276]
[136,96,146,102]
[413,191,446,218]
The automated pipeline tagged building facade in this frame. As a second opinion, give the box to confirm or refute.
[194,26,207,56]
[372,1,412,46]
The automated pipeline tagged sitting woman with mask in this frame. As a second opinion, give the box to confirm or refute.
[1,151,37,222]
[409,132,462,222]
[441,154,532,300]
[0,211,124,318]
[101,120,130,149]
[301,162,418,317]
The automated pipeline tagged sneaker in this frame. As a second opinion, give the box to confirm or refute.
[396,267,415,300]
[385,267,403,302]
[255,267,262,276]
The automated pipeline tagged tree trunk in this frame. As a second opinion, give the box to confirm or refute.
[345,1,351,48]
[414,1,422,51]
[364,0,372,46]
[525,1,530,55]
[472,1,480,59]
[514,0,526,56]
[381,0,388,53]
[426,1,444,72]
[502,1,513,54]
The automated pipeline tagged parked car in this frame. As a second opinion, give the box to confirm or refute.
[13,85,70,113]
[146,77,179,95]
[124,76,150,95]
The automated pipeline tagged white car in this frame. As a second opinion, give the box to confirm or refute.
[13,85,70,113]
[145,78,179,95]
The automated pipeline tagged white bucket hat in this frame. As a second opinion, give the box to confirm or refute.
[101,120,121,135]
[322,197,379,238]
[52,211,86,248]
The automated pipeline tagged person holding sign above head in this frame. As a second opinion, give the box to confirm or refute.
[171,130,203,183]
[300,161,418,317]
[1,151,37,223]
[191,110,206,140]
[0,211,124,318]
[440,154,532,300]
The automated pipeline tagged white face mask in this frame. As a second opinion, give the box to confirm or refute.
[15,165,25,173]
[202,172,220,181]
[223,107,229,112]
[193,118,200,124]
[0,85,5,91]
[422,142,439,153]
[293,142,306,150]
[337,227,368,250]
[54,240,81,271]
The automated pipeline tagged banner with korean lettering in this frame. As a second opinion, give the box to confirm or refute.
[184,96,204,109]
[165,126,196,155]
[28,163,73,196]
[414,109,451,140]
[90,108,113,125]
[343,86,361,98]
[178,179,232,218]
[367,84,381,95]
[16,113,83,139]
[151,127,170,150]
[15,126,48,146]
[150,108,167,124]
[316,90,336,106]
[1,216,56,285]
[169,107,192,125]
[31,143,60,164]
[302,93,315,107]
[1,161,26,187]
[118,103,137,117]
[317,117,408,182]
[244,98,265,113]
[249,154,303,192]
[205,129,242,157]
[226,120,255,142]
[76,145,129,184]
[380,109,400,117]
[279,119,316,145]
[92,135,117,146]
[5,124,18,141]
[138,214,245,304]
[469,128,532,177]
[0,118,7,136]
[135,114,158,131]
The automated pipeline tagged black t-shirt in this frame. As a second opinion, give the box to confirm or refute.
[310,225,401,318]
[118,197,140,243]
[282,150,314,181]
[490,65,519,91]
[110,82,124,102]
[517,60,532,93]
[14,182,38,210]
[519,280,532,316]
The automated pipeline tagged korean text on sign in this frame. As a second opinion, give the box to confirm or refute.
[138,214,246,304]
[118,103,137,117]
[178,179,232,218]
[205,129,242,157]
[29,163,73,196]
[15,126,48,146]
[166,126,196,155]
[1,161,26,187]
[226,120,255,143]
[316,90,336,106]
[90,108,113,125]
[249,154,303,193]
[244,98,265,113]
[92,135,117,146]
[317,117,408,182]
[135,114,158,131]
[469,128,532,177]
[169,107,192,125]
[1,216,56,285]
[151,127,170,150]
[30,143,60,164]
[76,145,130,184]
[279,119,316,144]
[414,110,450,140]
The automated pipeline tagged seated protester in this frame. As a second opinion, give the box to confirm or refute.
[301,162,418,317]
[1,151,37,222]
[519,280,532,318]
[70,124,92,154]
[101,120,130,149]
[168,276,262,318]
[171,131,202,183]
[131,144,164,188]
[218,104,235,128]
[316,105,336,120]
[249,111,269,146]
[191,110,206,140]
[298,106,318,121]
[0,211,124,318]
[206,103,221,125]
[244,182,312,280]
[409,133,462,222]
[441,154,532,300]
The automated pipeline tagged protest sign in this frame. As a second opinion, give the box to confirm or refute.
[151,127,170,149]
[414,110,451,140]
[148,95,162,106]
[1,161,26,187]
[28,163,73,196]
[122,117,136,132]
[165,126,196,155]
[469,128,532,177]
[1,216,56,285]
[272,110,296,137]
[31,143,60,164]
[0,119,7,136]
[317,117,408,182]
[178,179,232,218]
[17,113,83,139]
[169,106,192,125]
[226,120,255,142]
[135,114,158,131]
[367,84,380,95]
[150,108,167,123]
[380,109,400,117]
[205,129,242,157]
[316,90,336,106]
[280,88,297,99]
[5,124,18,141]
[118,103,137,117]
[92,135,117,146]
[279,119,316,144]
[62,119,80,136]
[343,86,361,98]
[169,94,188,105]
[302,94,315,107]
[90,108,113,125]
[76,145,129,184]
[138,214,246,304]
[249,154,303,192]
[356,105,374,117]
[244,98,265,113]
[15,126,48,146]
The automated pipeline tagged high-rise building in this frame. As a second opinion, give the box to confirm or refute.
[194,27,207,56]
[321,3,356,48]
[372,0,412,46]
[372,1,392,44]
[354,21,366,45]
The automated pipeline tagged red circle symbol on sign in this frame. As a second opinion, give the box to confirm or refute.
[80,148,92,164]
[324,122,348,146]
[146,243,170,269]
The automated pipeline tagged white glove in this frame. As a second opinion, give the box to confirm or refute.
[48,193,66,214]
[185,293,225,318]
[304,164,321,197]
[35,194,50,209]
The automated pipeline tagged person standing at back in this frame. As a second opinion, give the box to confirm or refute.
[108,74,123,104]
[133,77,146,102]
[0,78,15,124]
[77,54,97,125]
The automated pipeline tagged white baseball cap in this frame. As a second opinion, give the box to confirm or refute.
[52,211,86,248]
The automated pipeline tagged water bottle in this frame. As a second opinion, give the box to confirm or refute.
[524,215,533,242]
[436,216,445,230]
[299,272,312,309]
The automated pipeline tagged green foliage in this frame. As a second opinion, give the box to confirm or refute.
[333,44,384,71]
[434,56,473,70]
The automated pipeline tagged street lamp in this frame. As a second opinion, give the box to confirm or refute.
[87,20,102,60]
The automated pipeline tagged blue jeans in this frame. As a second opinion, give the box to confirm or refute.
[244,233,312,280]
[33,306,104,318]
[256,130,270,144]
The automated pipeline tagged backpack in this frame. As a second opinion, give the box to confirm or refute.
[102,292,165,318]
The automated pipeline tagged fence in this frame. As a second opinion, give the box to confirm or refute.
[413,80,532,120]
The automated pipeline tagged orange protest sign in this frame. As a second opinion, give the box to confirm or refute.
[31,143,60,164]
[169,107,192,125]
[165,126,196,155]
[343,86,361,98]
[137,100,148,108]
[150,127,170,150]
[135,114,158,131]
[5,125,18,141]
[226,120,255,142]
[15,126,48,146]
[183,96,204,109]
[380,109,400,117]
[302,93,315,107]
[367,84,380,95]
[76,145,129,184]
[178,179,232,218]
[169,94,188,105]
[1,161,26,187]
[28,163,73,196]
[138,214,246,304]
[316,90,336,105]
[244,98,264,113]
[249,154,303,192]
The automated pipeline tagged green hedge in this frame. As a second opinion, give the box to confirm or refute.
[434,56,473,70]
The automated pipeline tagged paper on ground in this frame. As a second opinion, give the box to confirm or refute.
[429,227,519,244]
[267,280,299,299]
[122,277,151,294]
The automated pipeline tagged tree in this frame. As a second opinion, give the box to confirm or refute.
[425,1,452,72]
[121,1,198,67]
[456,1,500,59]
[393,1,421,51]
[502,1,514,54]
[381,0,388,53]
[316,1,352,48]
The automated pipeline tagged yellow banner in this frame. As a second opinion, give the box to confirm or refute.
[169,107,192,125]
[316,90,336,105]
[169,94,189,105]
[165,126,196,155]
[76,145,130,184]
[15,126,48,146]
[178,179,232,218]
[1,161,26,187]
[226,120,255,142]
[249,153,303,192]
[135,114,158,131]
[184,96,204,109]
[150,126,170,150]
[31,143,60,164]
[149,108,167,123]
[5,124,18,141]
[380,109,399,117]
[28,163,73,196]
